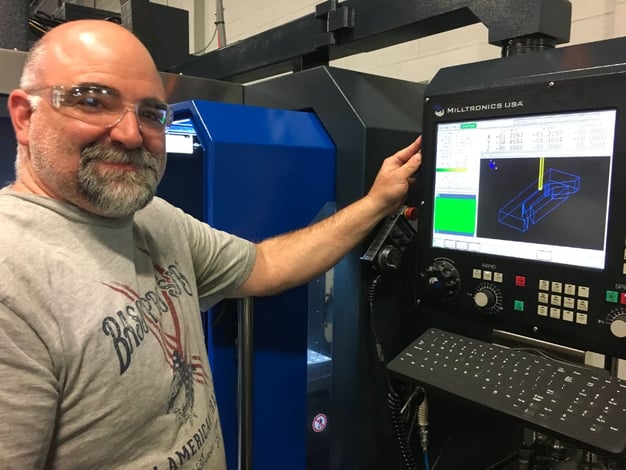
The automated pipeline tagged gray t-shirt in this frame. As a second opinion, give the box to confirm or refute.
[0,190,256,469]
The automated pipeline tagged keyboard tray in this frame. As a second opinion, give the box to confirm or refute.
[387,328,626,456]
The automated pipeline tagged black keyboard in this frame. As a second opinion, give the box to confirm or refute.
[387,328,626,456]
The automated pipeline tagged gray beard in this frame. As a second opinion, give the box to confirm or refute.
[77,142,163,218]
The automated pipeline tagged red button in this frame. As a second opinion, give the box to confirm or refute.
[515,275,526,287]
[620,293,626,305]
[403,206,418,220]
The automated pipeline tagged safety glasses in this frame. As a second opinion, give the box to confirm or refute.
[27,84,173,133]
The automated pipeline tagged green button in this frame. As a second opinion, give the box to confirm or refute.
[514,300,524,311]
[606,290,619,303]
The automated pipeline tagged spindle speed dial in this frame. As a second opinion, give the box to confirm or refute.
[607,308,626,338]
[472,283,503,314]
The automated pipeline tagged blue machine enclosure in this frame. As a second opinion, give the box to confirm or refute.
[159,100,336,470]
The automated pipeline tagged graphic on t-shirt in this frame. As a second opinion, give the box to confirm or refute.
[168,350,196,422]
[101,262,208,425]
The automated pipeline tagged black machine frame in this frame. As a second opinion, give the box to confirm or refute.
[168,0,572,83]
[416,36,626,360]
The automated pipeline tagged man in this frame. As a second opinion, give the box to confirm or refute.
[0,19,422,469]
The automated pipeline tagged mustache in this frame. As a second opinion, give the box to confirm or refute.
[80,142,160,172]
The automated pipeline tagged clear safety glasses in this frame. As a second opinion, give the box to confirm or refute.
[27,84,173,133]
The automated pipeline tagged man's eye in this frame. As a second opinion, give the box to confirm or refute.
[63,91,114,113]
[76,96,106,110]
[139,107,166,124]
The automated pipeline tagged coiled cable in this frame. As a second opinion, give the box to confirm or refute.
[368,274,424,470]
[388,389,419,470]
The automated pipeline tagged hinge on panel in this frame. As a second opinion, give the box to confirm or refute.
[314,0,355,49]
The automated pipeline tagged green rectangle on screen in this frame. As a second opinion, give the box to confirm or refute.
[434,196,476,235]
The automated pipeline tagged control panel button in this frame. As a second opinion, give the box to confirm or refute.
[576,313,588,325]
[606,291,619,303]
[564,284,576,296]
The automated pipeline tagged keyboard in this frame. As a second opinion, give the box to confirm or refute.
[387,328,626,456]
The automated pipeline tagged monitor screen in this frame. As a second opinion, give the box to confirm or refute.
[431,109,616,270]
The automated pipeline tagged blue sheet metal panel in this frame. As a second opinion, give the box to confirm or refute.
[170,100,336,470]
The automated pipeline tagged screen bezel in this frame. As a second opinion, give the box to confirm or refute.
[429,109,616,270]
[419,74,626,273]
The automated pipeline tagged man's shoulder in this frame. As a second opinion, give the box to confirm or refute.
[134,196,188,224]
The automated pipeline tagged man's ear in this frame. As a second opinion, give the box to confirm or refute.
[8,89,33,146]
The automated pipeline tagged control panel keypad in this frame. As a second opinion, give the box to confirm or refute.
[537,279,591,326]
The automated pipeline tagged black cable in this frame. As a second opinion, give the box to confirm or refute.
[388,389,419,470]
[367,273,421,470]
[367,274,391,385]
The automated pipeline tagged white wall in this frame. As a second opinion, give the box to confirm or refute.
[59,0,626,83]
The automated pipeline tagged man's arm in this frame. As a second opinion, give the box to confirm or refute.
[0,303,57,468]
[234,136,422,297]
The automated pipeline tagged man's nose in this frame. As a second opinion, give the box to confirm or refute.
[109,107,144,148]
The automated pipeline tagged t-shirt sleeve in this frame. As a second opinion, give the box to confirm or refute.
[186,215,256,309]
[0,302,57,469]
[144,198,257,310]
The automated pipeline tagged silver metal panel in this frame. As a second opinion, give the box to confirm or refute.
[161,72,243,104]
[0,48,26,94]
[0,48,243,104]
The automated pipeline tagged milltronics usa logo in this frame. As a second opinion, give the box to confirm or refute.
[432,101,524,117]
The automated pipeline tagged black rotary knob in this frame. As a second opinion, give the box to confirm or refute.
[474,287,497,309]
[423,259,460,300]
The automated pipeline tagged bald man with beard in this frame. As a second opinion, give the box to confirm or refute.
[0,19,421,469]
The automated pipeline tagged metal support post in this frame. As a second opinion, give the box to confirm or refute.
[237,297,254,470]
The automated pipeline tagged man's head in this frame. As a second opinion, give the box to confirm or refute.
[8,19,169,217]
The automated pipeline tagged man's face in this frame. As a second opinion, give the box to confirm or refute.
[27,104,167,217]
